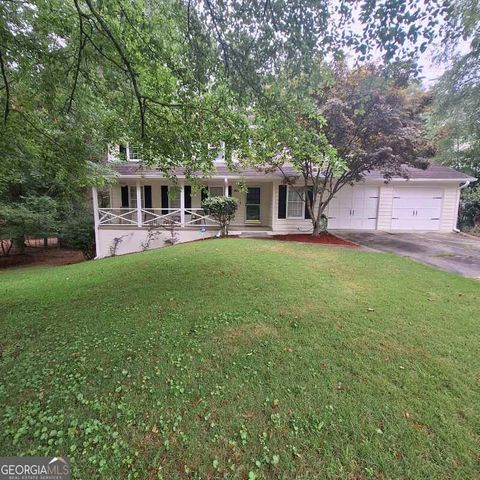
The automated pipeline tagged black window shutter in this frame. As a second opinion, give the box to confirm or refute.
[161,186,169,214]
[144,185,152,209]
[228,186,232,197]
[184,186,192,209]
[278,185,287,219]
[119,145,127,161]
[305,187,314,219]
[121,186,129,207]
[201,187,208,204]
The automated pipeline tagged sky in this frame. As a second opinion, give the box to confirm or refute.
[338,0,471,89]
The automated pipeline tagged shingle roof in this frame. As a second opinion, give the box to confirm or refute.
[364,163,475,181]
[111,161,475,181]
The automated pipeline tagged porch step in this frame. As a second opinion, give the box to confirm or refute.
[237,231,271,238]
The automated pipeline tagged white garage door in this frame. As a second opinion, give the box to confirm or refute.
[392,188,443,231]
[328,185,379,230]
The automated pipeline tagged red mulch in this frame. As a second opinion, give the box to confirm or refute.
[0,248,86,269]
[271,233,358,247]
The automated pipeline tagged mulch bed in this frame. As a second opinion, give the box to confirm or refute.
[271,233,359,247]
[0,248,85,269]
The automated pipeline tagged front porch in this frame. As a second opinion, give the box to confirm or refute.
[91,179,281,257]
[92,179,275,230]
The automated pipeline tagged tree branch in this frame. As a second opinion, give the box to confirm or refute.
[0,49,10,125]
[67,0,87,113]
[83,0,146,136]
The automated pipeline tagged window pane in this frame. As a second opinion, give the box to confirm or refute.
[129,144,142,161]
[246,187,260,204]
[287,187,304,218]
[129,186,136,208]
[209,186,224,197]
[129,186,145,208]
[246,205,260,221]
[287,202,303,218]
[169,188,181,208]
[287,187,303,202]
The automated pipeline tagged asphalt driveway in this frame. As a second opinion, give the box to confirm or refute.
[335,231,480,279]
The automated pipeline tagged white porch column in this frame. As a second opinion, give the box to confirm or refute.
[271,181,277,231]
[180,183,185,226]
[224,177,229,196]
[91,187,101,258]
[136,182,142,227]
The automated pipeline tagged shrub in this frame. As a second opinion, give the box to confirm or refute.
[202,196,238,236]
[60,211,96,259]
[459,186,480,231]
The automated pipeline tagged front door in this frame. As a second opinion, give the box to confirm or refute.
[246,187,261,222]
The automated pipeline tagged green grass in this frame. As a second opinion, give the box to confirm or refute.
[0,239,479,480]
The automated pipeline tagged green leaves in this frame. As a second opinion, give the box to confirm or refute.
[201,196,238,236]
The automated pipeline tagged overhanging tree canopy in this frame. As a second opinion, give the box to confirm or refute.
[248,62,435,235]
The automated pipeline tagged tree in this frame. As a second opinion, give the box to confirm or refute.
[60,208,96,259]
[428,1,480,232]
[0,1,450,178]
[249,63,434,235]
[0,0,451,248]
[0,197,58,253]
[201,196,238,236]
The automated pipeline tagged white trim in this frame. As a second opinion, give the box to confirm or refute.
[92,187,101,258]
[136,182,142,227]
[113,173,474,183]
[180,183,185,226]
[270,181,277,230]
[126,144,142,162]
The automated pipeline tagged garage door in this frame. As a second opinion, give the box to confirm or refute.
[327,185,379,230]
[392,188,443,230]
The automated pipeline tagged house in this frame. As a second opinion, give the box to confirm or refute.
[92,150,475,258]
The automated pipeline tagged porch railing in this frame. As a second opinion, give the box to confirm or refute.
[97,207,220,227]
[98,208,137,225]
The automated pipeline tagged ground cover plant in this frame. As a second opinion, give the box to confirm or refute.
[0,239,478,479]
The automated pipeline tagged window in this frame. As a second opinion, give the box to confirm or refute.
[98,188,111,208]
[128,144,143,162]
[287,187,304,218]
[168,186,181,209]
[128,186,144,208]
[246,187,261,221]
[209,186,224,197]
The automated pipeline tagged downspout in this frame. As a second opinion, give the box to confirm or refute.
[453,180,471,233]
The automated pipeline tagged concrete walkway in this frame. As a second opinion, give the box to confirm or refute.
[334,231,480,279]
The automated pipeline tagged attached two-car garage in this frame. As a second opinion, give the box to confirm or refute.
[327,184,449,231]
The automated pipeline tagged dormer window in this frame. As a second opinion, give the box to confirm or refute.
[128,144,143,162]
[119,144,142,162]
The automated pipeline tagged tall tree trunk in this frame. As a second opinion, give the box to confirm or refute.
[13,235,26,254]
[311,204,327,236]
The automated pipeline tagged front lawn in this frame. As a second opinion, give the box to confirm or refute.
[0,239,478,479]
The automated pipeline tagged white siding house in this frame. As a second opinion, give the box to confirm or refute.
[92,159,475,258]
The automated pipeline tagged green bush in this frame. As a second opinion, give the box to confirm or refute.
[201,196,238,236]
[60,211,95,259]
[459,186,480,231]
